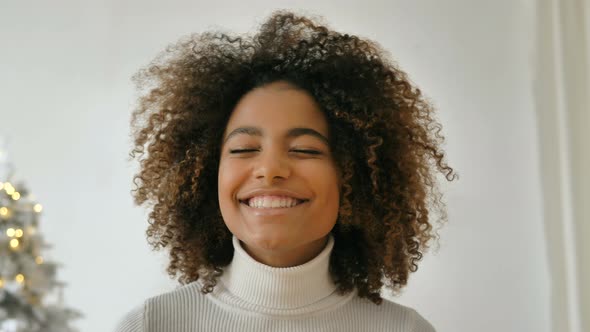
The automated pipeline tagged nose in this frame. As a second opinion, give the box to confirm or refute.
[253,148,291,184]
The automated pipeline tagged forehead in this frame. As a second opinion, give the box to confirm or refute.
[224,81,328,137]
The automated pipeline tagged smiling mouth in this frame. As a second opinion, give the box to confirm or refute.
[239,198,309,209]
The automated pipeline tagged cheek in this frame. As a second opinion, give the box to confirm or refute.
[310,165,340,229]
[217,160,242,204]
[304,163,340,204]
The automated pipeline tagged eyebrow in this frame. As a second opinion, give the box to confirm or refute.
[223,126,329,146]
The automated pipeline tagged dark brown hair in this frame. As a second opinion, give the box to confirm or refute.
[129,10,457,305]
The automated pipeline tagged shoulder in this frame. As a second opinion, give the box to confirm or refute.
[347,296,436,332]
[114,281,206,332]
[114,301,144,332]
[404,305,436,332]
[144,281,206,310]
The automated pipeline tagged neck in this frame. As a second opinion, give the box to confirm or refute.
[240,236,329,267]
[219,234,337,309]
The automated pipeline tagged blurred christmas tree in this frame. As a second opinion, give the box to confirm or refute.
[0,136,81,332]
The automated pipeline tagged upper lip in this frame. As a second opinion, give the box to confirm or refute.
[239,189,309,202]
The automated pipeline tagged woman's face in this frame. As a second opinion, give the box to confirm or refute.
[218,81,340,267]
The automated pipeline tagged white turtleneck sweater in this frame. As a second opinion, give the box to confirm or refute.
[115,235,436,332]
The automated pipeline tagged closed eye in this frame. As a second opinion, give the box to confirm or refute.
[291,149,322,155]
[229,149,258,154]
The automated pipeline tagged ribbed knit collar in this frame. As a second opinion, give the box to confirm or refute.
[218,234,338,310]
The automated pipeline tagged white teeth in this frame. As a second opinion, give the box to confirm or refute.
[247,196,301,209]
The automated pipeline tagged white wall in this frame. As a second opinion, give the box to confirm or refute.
[534,0,589,331]
[0,1,549,331]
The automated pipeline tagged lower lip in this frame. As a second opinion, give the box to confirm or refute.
[240,201,308,217]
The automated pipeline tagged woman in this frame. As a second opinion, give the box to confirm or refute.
[116,10,457,332]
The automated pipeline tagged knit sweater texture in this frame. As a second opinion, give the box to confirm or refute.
[115,234,436,332]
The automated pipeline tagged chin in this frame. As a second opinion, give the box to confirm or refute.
[246,234,294,251]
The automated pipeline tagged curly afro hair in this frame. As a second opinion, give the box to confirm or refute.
[129,10,457,305]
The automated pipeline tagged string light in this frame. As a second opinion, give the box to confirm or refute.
[11,192,20,200]
[9,238,19,248]
[0,206,8,216]
[15,229,23,237]
[35,256,44,264]
[6,228,15,237]
[15,274,25,283]
[34,204,43,213]
[5,185,15,195]
[0,279,3,288]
